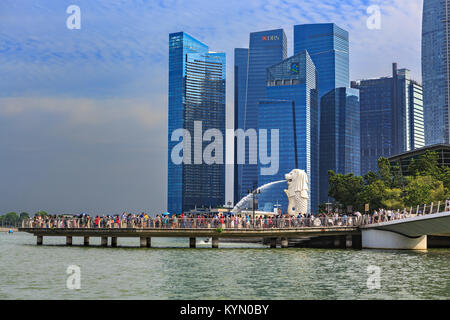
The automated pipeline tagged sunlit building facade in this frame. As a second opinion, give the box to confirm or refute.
[234,29,287,206]
[168,32,225,213]
[257,51,319,214]
[422,0,450,145]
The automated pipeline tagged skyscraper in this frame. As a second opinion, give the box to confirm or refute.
[294,23,351,206]
[234,48,249,204]
[234,29,287,205]
[422,0,450,145]
[293,23,349,100]
[352,63,424,175]
[258,51,319,213]
[319,87,360,203]
[168,32,226,213]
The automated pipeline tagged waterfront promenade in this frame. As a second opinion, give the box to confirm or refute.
[19,201,450,249]
[20,216,360,248]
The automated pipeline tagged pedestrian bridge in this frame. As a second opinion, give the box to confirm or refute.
[19,206,450,250]
[361,211,450,250]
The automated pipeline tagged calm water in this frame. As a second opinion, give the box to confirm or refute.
[0,232,449,299]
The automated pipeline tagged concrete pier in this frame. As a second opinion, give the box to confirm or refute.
[281,237,288,248]
[362,229,427,250]
[140,237,147,248]
[189,237,196,248]
[101,236,108,247]
[37,235,43,245]
[270,238,277,248]
[84,236,89,246]
[66,236,72,246]
[111,237,118,247]
[212,237,219,248]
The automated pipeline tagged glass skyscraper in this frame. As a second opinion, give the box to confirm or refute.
[168,32,226,213]
[352,63,424,175]
[258,51,319,214]
[422,0,450,145]
[233,48,249,204]
[294,23,351,206]
[234,29,287,205]
[293,23,349,100]
[319,88,360,203]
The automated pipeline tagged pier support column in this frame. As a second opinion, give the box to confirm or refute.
[66,236,72,246]
[146,237,151,248]
[345,235,353,248]
[362,229,427,250]
[334,235,346,248]
[189,237,196,248]
[140,237,147,248]
[352,234,362,249]
[111,237,118,247]
[101,236,108,247]
[84,236,90,246]
[281,237,288,248]
[270,238,277,248]
[212,237,219,249]
[37,235,43,245]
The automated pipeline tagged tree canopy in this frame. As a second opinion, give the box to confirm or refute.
[323,151,450,213]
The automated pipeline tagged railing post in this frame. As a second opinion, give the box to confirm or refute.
[437,201,441,213]
[430,202,434,215]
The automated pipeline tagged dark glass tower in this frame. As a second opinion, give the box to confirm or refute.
[168,32,225,213]
[293,23,349,100]
[234,29,287,205]
[352,63,424,175]
[258,51,319,213]
[422,0,450,145]
[319,87,360,203]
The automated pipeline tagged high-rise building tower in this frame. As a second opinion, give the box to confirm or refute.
[258,51,319,213]
[293,23,349,100]
[234,29,287,205]
[422,0,450,145]
[168,32,226,213]
[319,88,360,203]
[352,63,424,175]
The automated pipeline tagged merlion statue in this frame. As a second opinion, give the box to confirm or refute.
[284,169,309,215]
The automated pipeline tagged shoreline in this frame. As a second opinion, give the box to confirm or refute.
[0,227,19,232]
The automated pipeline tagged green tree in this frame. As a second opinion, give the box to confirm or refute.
[404,176,435,206]
[359,180,386,211]
[328,171,364,210]
[382,188,404,209]
[378,157,393,187]
[408,151,441,179]
[363,171,379,185]
[19,212,30,221]
[1,212,19,225]
[34,211,48,217]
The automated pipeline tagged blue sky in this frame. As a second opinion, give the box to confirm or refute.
[0,0,423,214]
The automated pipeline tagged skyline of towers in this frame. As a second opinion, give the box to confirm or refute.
[422,0,450,145]
[167,32,226,213]
[168,17,430,213]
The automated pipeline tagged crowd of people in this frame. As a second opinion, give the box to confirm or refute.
[24,206,427,229]
[25,211,360,229]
